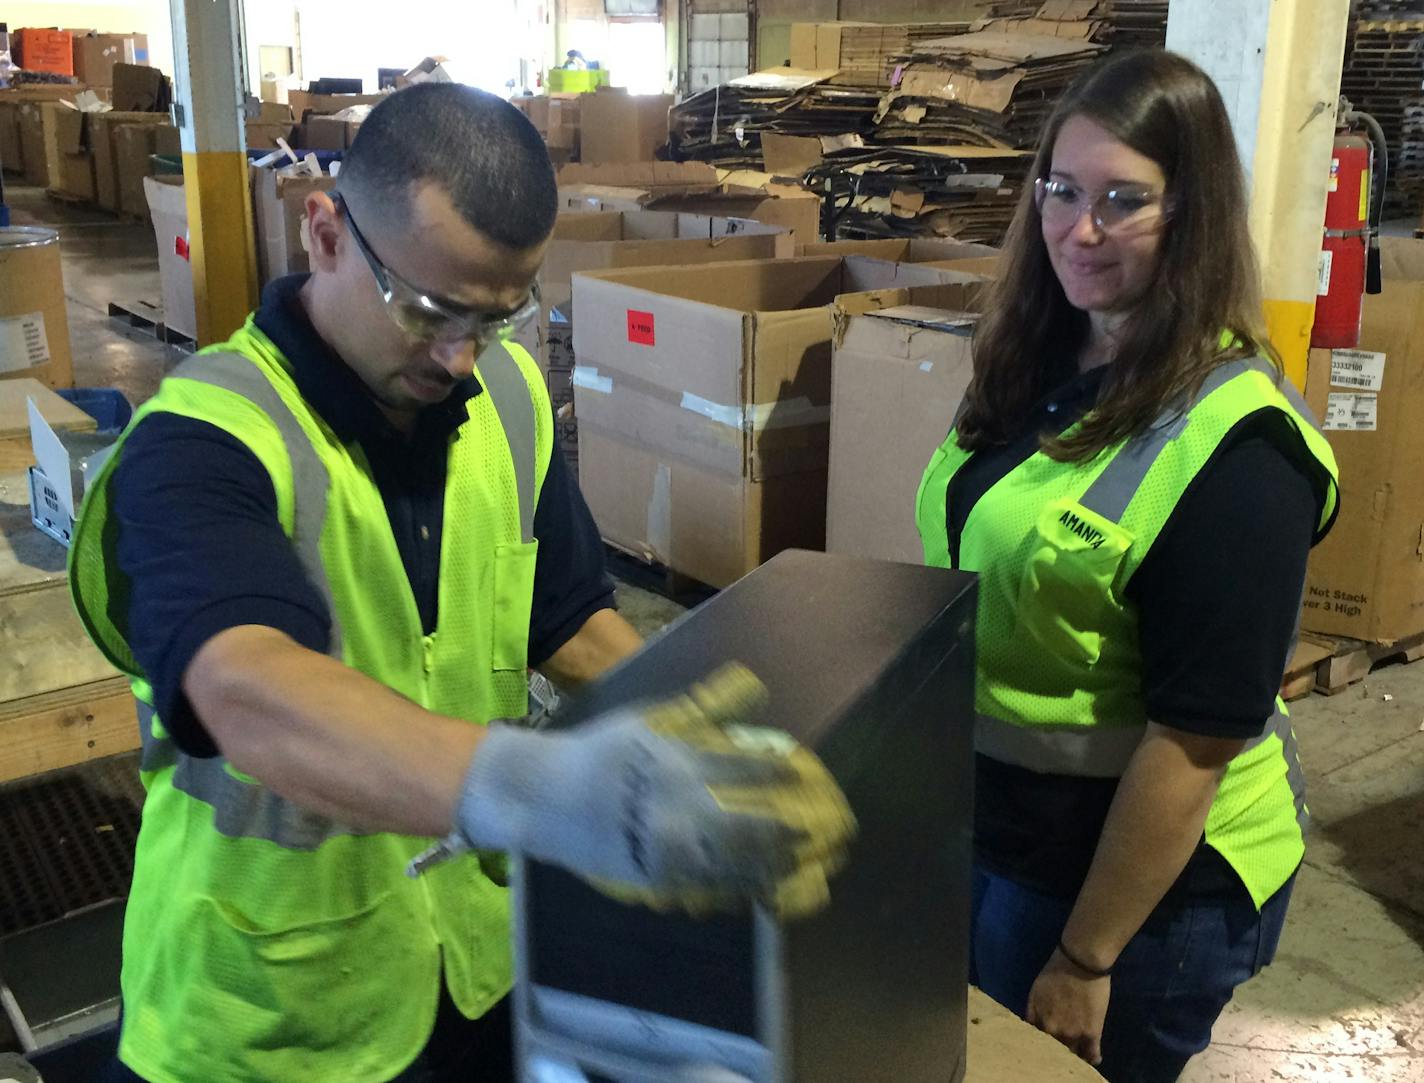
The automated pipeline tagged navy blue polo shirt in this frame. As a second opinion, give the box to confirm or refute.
[110,274,616,758]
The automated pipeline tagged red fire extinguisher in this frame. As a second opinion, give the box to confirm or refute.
[1312,102,1387,349]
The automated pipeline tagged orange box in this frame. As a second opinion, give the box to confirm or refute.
[16,29,75,77]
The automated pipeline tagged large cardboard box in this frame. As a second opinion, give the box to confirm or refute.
[40,103,96,202]
[71,32,149,87]
[143,176,196,341]
[799,236,1000,266]
[579,89,673,163]
[827,284,988,563]
[0,87,86,177]
[90,111,170,212]
[116,123,179,220]
[1302,237,1424,642]
[246,103,295,150]
[250,167,337,286]
[18,102,53,187]
[287,90,385,121]
[297,114,359,151]
[541,209,794,322]
[571,255,987,586]
[15,30,74,77]
[560,162,822,245]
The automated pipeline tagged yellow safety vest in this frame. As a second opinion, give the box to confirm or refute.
[915,357,1339,908]
[69,318,553,1082]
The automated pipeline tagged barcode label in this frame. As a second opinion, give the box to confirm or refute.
[1324,392,1378,431]
[1330,348,1385,392]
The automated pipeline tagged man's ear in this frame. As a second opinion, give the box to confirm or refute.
[305,191,343,273]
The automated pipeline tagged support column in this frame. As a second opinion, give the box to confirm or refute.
[169,0,259,347]
[1167,0,1351,389]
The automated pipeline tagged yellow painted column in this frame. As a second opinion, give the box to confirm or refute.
[1168,0,1351,389]
[169,0,258,347]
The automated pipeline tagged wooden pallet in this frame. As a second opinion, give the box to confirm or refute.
[107,299,195,349]
[1285,629,1424,698]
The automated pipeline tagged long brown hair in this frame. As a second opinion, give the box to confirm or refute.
[956,49,1276,462]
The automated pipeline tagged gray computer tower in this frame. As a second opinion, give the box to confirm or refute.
[512,549,978,1082]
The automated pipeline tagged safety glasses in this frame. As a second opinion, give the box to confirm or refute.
[1034,177,1172,235]
[335,193,539,345]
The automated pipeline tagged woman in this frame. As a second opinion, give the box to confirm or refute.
[915,50,1340,1081]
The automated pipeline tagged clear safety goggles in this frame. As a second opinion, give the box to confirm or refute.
[337,194,539,345]
[1034,177,1172,235]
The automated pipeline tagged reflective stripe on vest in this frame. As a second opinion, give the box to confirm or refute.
[137,341,540,851]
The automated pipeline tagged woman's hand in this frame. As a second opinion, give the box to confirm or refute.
[1026,948,1111,1065]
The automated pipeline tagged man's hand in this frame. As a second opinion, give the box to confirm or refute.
[1025,949,1111,1066]
[454,664,857,918]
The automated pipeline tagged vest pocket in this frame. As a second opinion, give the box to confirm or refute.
[491,541,539,672]
[1015,498,1133,665]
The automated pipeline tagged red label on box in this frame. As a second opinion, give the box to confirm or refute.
[627,309,655,346]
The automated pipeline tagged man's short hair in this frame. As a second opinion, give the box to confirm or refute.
[337,83,557,251]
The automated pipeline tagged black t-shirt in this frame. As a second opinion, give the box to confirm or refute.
[110,274,616,758]
[947,361,1329,896]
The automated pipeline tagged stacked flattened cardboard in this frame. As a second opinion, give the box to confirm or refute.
[1341,18,1424,216]
[875,28,1105,149]
[668,70,882,170]
[803,144,1029,244]
[823,23,975,88]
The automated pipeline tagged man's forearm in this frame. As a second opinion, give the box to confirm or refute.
[185,625,484,837]
[539,607,643,690]
[1059,723,1242,970]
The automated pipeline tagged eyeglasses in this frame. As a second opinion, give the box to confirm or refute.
[1034,178,1171,235]
[335,194,539,345]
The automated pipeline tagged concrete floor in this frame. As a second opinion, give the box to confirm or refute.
[13,183,1424,1081]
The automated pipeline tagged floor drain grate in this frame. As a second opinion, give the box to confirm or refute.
[0,754,144,936]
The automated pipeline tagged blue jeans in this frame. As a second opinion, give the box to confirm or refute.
[101,989,513,1082]
[971,849,1294,1083]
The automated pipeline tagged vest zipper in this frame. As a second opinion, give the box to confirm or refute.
[422,635,435,676]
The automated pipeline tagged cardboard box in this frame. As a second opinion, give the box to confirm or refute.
[90,111,170,212]
[799,237,1000,264]
[560,162,823,245]
[250,167,337,286]
[297,114,359,151]
[143,176,196,341]
[287,90,384,121]
[571,255,987,586]
[0,230,75,390]
[116,123,179,220]
[18,102,52,187]
[541,209,794,325]
[111,63,169,112]
[40,102,96,202]
[15,30,74,77]
[71,32,149,87]
[579,89,673,163]
[0,86,87,175]
[827,285,988,563]
[788,21,866,70]
[1302,237,1424,642]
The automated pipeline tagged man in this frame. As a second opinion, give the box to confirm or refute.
[70,84,852,1083]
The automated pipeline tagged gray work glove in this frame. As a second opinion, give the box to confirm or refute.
[454,664,857,917]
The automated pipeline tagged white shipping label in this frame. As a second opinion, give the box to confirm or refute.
[1317,250,1333,296]
[1330,348,1386,391]
[1324,392,1378,431]
[0,311,50,373]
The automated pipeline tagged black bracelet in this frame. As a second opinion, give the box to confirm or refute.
[1057,937,1113,978]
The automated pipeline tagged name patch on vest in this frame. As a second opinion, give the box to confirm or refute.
[1058,509,1107,550]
